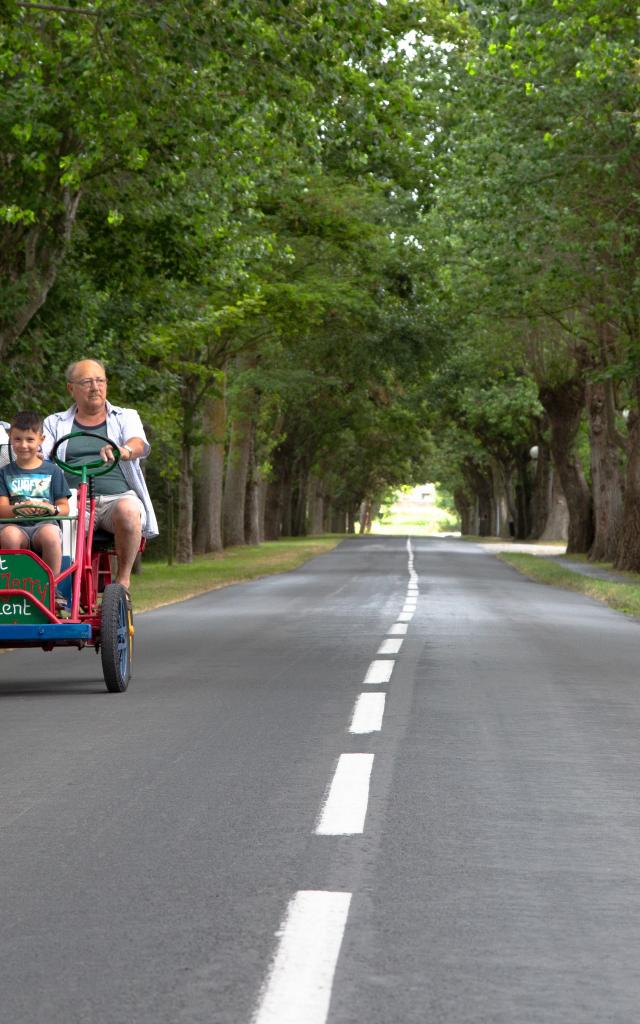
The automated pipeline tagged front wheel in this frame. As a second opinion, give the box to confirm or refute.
[100,583,133,692]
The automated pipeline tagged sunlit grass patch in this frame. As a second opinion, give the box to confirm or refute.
[131,536,343,612]
[499,552,640,619]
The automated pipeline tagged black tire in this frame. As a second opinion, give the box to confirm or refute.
[100,583,133,692]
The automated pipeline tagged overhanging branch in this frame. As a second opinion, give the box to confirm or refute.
[16,2,99,15]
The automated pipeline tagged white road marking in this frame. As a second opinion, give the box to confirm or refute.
[389,622,408,635]
[397,611,413,622]
[378,638,403,654]
[252,890,352,1024]
[364,659,395,684]
[349,693,386,734]
[316,753,374,834]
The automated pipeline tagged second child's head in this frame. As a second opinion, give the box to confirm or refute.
[10,411,44,465]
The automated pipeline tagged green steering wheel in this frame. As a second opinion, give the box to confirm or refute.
[51,431,122,479]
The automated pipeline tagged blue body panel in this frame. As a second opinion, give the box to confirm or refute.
[0,623,92,641]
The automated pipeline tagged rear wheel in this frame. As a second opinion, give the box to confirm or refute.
[100,583,133,692]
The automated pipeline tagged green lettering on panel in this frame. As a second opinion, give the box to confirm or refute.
[0,552,51,623]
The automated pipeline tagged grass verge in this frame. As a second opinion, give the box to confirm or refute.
[130,536,343,613]
[499,552,640,619]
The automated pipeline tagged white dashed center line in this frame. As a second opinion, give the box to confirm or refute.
[378,638,403,655]
[349,692,386,734]
[316,753,374,834]
[253,537,419,1024]
[252,890,352,1024]
[388,622,408,635]
[363,659,395,684]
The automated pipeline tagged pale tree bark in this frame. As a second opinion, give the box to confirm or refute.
[529,442,552,539]
[530,440,569,541]
[346,503,360,534]
[194,390,225,554]
[490,460,511,538]
[539,473,569,541]
[357,499,372,534]
[539,377,593,554]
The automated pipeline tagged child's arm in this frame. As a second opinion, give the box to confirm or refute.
[0,495,13,518]
[52,467,71,517]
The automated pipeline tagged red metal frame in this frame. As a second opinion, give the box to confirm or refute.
[0,476,113,645]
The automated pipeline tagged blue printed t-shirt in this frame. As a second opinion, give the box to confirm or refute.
[0,460,71,506]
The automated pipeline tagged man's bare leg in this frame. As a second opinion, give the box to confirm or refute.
[110,500,142,589]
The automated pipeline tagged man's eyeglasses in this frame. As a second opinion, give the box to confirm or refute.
[72,377,107,388]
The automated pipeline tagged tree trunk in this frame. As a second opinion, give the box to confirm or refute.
[194,391,225,554]
[358,499,373,534]
[464,465,493,536]
[540,472,569,541]
[281,474,293,537]
[263,478,283,540]
[539,378,593,554]
[222,405,253,547]
[175,441,194,564]
[615,390,640,570]
[331,507,346,533]
[323,499,334,533]
[454,488,473,535]
[308,477,325,535]
[490,460,511,538]
[514,452,532,540]
[244,423,261,546]
[529,443,551,539]
[257,477,268,544]
[587,379,623,562]
[292,469,309,536]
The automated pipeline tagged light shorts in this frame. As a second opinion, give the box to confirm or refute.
[0,521,62,544]
[89,491,147,534]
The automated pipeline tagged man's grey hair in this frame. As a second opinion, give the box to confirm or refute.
[65,358,107,383]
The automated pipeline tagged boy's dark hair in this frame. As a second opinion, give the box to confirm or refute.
[10,411,43,433]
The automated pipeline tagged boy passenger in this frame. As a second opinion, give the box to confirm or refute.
[0,411,71,607]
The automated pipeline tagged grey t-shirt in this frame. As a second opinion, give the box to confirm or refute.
[65,421,130,495]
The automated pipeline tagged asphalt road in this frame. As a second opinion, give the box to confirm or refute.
[2,535,640,1023]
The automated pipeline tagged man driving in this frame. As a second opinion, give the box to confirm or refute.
[43,358,158,589]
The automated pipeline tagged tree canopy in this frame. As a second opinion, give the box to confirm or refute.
[2,0,639,563]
